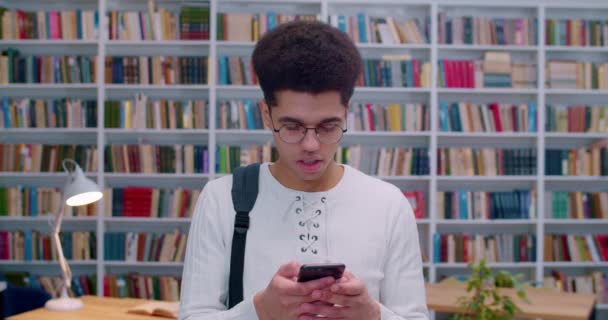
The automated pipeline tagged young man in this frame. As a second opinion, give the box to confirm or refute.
[180,20,428,320]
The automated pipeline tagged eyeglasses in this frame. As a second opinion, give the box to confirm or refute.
[269,116,347,144]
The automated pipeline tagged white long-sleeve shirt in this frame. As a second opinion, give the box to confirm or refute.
[180,163,429,320]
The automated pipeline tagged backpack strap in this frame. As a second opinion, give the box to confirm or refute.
[228,163,260,308]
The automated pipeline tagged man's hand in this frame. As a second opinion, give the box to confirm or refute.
[253,261,336,320]
[297,270,380,320]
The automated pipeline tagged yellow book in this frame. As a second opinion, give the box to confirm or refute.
[124,100,132,129]
[127,301,179,319]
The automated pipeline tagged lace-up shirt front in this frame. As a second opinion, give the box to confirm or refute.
[180,163,428,320]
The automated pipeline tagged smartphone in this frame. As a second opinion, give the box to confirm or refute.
[297,263,345,282]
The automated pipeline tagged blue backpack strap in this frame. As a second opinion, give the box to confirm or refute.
[228,163,260,308]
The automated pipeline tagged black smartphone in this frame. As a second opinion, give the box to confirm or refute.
[297,263,346,282]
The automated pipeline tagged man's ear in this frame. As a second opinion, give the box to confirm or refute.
[260,99,271,129]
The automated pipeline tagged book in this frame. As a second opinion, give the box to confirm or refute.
[127,301,179,319]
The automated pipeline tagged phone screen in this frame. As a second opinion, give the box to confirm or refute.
[297,263,345,282]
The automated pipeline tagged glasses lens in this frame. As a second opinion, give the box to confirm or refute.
[317,125,343,144]
[279,124,306,143]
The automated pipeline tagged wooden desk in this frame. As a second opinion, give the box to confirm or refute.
[7,296,164,320]
[7,286,598,320]
[426,283,596,320]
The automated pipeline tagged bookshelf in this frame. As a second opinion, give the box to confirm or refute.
[1,0,608,318]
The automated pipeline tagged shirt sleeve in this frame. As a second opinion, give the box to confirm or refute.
[378,196,429,320]
[179,179,259,320]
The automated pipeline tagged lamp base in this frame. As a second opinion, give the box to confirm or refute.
[44,288,83,311]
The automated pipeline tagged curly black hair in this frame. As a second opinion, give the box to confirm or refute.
[252,20,362,107]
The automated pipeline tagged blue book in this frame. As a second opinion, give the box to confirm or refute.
[267,11,277,31]
[459,190,468,220]
[76,10,83,40]
[24,230,32,261]
[337,15,347,33]
[244,100,256,130]
[2,97,11,128]
[219,56,228,85]
[528,102,537,132]
[29,187,38,216]
[439,101,449,131]
[433,234,441,262]
[357,13,367,43]
[437,60,445,87]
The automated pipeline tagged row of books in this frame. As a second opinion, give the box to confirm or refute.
[348,102,429,132]
[0,186,97,217]
[3,7,608,48]
[1,98,97,129]
[4,98,605,135]
[104,144,209,174]
[217,56,257,86]
[547,61,608,89]
[439,102,537,133]
[217,144,277,174]
[0,230,95,261]
[2,272,96,299]
[0,9,98,40]
[544,234,608,262]
[550,192,608,220]
[108,6,209,41]
[104,187,200,218]
[546,19,608,47]
[104,231,186,263]
[105,56,208,85]
[3,144,607,176]
[218,55,432,88]
[544,271,607,304]
[438,14,537,45]
[336,146,430,176]
[546,105,608,133]
[217,12,317,42]
[1,144,98,173]
[438,59,535,89]
[104,274,180,301]
[329,15,428,44]
[437,190,536,220]
[545,148,608,176]
[217,99,264,130]
[433,233,537,263]
[437,148,537,176]
[105,97,208,129]
[359,57,430,88]
[0,49,95,84]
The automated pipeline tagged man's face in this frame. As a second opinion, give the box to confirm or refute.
[262,90,346,182]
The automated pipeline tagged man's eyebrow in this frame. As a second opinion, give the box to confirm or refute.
[277,116,343,124]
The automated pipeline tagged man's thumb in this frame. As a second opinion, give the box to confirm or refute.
[276,261,301,278]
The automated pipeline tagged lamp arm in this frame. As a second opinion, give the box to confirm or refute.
[52,199,72,293]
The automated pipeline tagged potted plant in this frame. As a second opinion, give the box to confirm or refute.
[452,260,528,320]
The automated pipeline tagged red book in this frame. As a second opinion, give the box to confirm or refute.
[467,61,475,88]
[103,276,110,297]
[519,236,528,262]
[365,104,375,131]
[413,60,420,87]
[489,103,503,132]
[560,235,571,261]
[403,191,425,219]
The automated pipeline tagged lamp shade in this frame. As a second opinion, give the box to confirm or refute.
[63,164,102,207]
